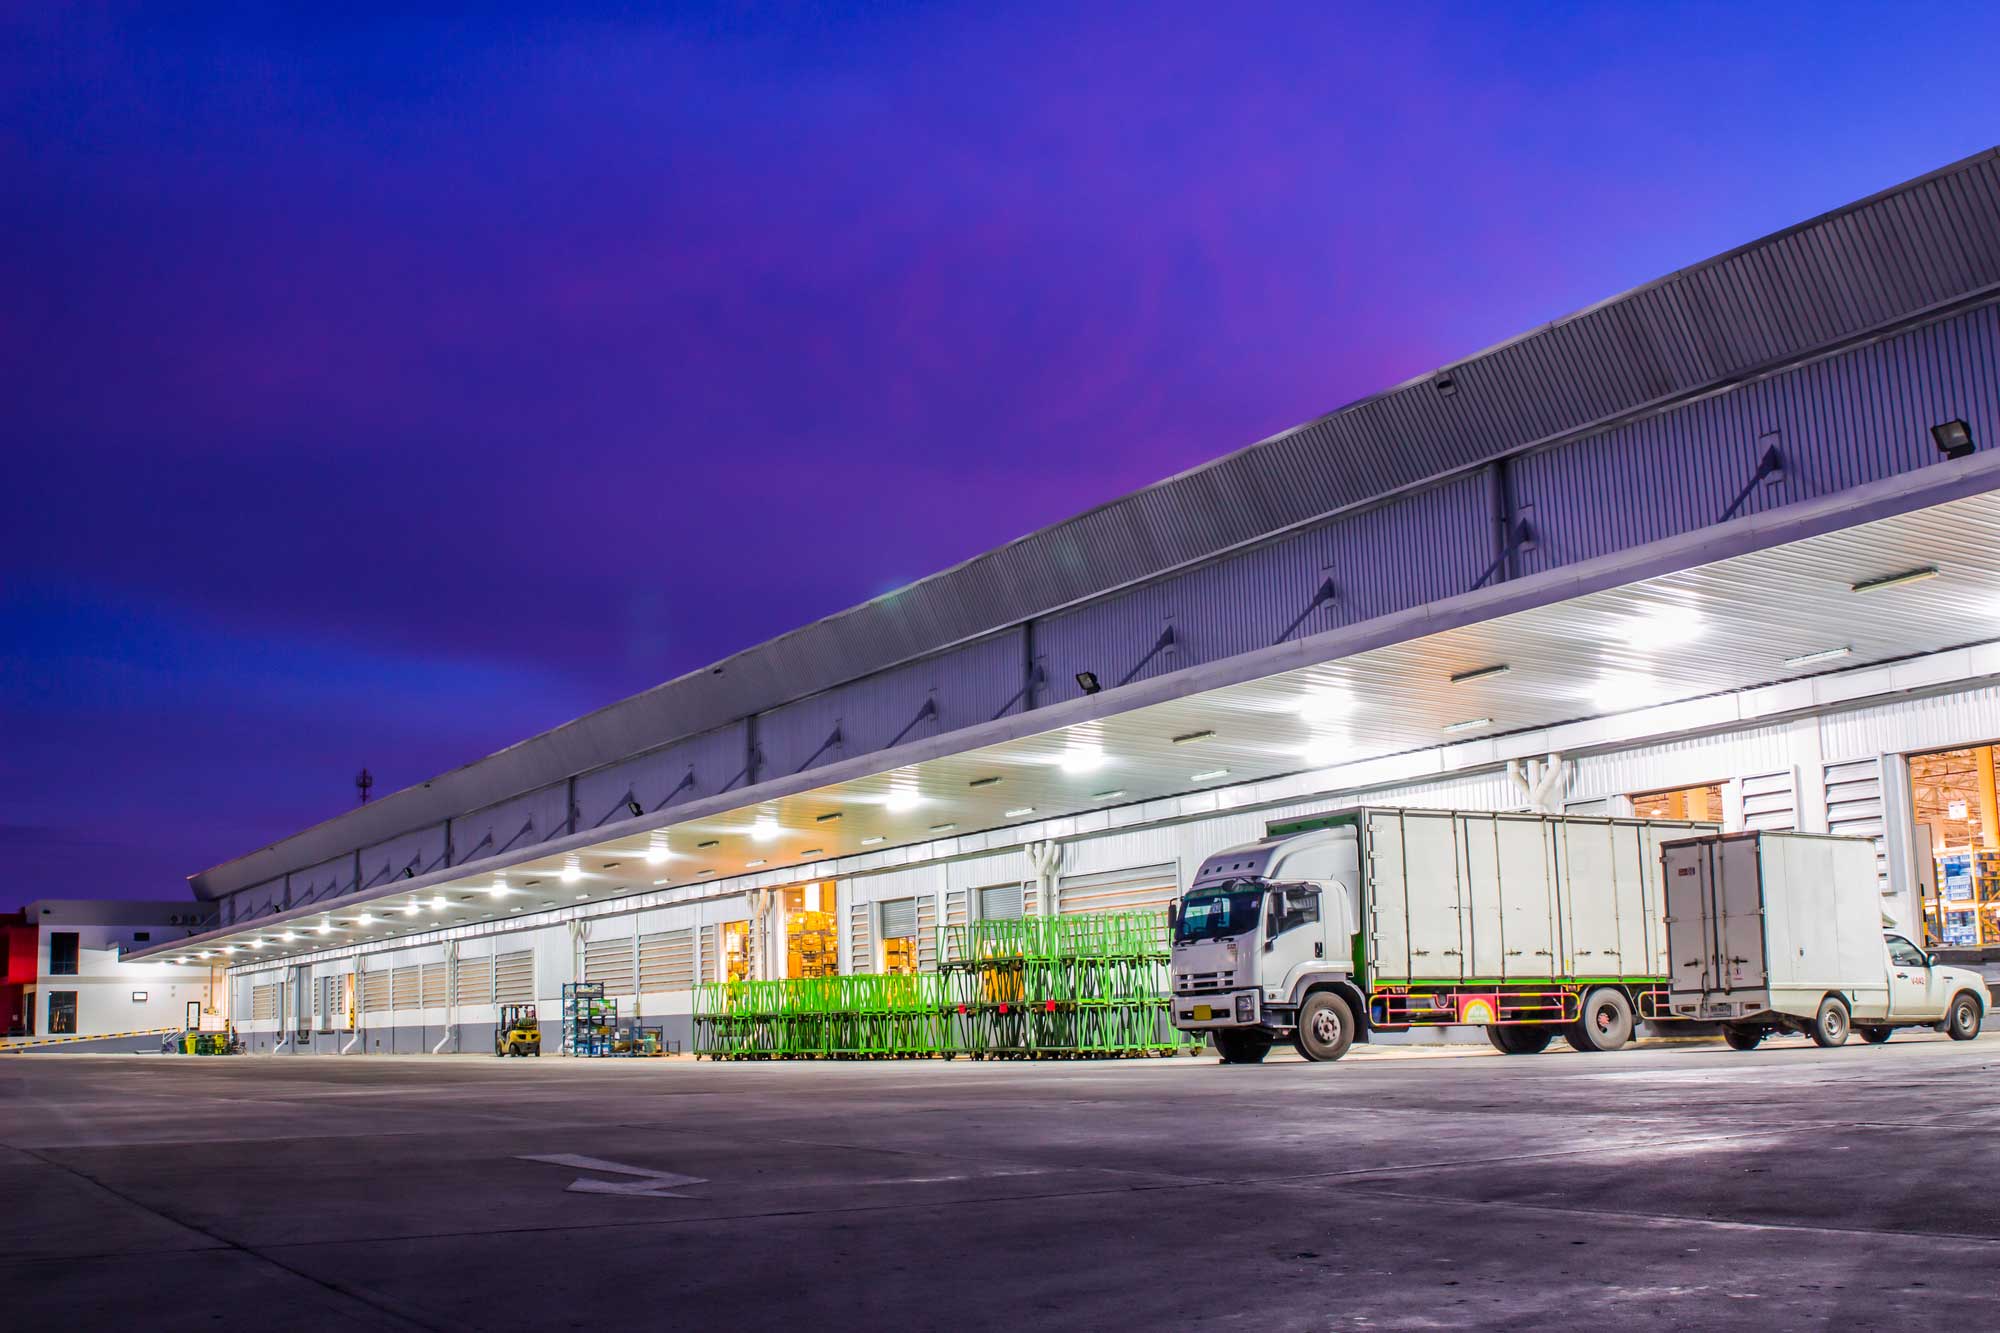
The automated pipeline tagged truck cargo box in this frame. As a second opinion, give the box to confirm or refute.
[1664,831,1887,1021]
[1363,809,1709,985]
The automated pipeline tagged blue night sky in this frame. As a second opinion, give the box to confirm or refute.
[4,4,1998,902]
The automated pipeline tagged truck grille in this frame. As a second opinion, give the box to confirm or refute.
[1176,971,1229,993]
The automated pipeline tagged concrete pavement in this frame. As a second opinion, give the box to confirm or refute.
[3,1032,1995,1330]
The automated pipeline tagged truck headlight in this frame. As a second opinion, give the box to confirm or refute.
[1235,994,1255,1022]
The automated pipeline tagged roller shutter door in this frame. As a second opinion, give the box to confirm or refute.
[494,950,535,1005]
[1059,863,1179,916]
[977,884,1023,920]
[391,966,421,1010]
[453,956,493,1007]
[638,930,695,992]
[583,937,636,996]
[360,969,390,1014]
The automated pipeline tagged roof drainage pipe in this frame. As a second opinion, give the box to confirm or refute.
[432,943,457,1055]
[341,965,364,1054]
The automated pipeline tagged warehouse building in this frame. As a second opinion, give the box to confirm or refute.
[1,901,216,1047]
[134,148,2000,1054]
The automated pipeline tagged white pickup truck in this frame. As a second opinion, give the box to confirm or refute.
[1664,830,1986,1048]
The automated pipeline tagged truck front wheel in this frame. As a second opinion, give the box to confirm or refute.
[1810,996,1851,1048]
[1486,1025,1554,1055]
[1213,1030,1273,1064]
[1565,988,1635,1053]
[1293,992,1355,1063]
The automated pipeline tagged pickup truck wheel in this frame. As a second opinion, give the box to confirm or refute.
[1721,1024,1763,1051]
[1565,988,1635,1053]
[1810,996,1851,1048]
[1292,993,1355,1063]
[1486,1025,1554,1055]
[1945,993,1983,1042]
[1213,1030,1272,1064]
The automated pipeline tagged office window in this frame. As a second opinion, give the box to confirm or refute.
[49,992,78,1034]
[48,932,80,976]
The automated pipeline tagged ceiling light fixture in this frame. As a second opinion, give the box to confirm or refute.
[559,861,583,884]
[749,817,780,842]
[1059,747,1106,774]
[1171,729,1215,745]
[930,822,958,833]
[884,788,922,812]
[815,811,843,823]
[1091,789,1127,801]
[745,859,766,868]
[1190,769,1230,782]
[696,868,715,876]
[625,798,644,818]
[861,836,886,846]
[1002,808,1035,819]
[1443,718,1493,734]
[1075,671,1103,695]
[697,840,719,849]
[1448,663,1511,684]
[800,848,823,857]
[969,776,1003,788]
[1851,566,1939,594]
[404,902,420,917]
[644,841,670,866]
[430,894,447,912]
[1783,645,1853,667]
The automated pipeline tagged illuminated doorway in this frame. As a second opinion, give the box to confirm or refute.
[783,881,839,978]
[1908,744,2000,947]
[1628,781,1723,822]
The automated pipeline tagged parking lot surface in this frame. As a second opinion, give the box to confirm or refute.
[4,1032,1996,1330]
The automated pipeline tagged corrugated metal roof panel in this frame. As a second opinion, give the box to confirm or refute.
[192,148,2000,897]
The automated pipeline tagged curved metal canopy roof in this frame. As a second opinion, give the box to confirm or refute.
[192,147,2000,897]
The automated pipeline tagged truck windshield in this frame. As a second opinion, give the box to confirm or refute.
[1176,881,1264,942]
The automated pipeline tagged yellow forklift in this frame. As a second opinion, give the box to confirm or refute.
[495,1003,541,1057]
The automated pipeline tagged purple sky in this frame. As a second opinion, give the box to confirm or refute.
[5,5,1998,903]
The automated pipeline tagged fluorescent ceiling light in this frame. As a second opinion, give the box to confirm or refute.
[1091,789,1127,801]
[1851,566,1939,594]
[1590,673,1661,713]
[968,776,1003,788]
[1443,718,1492,734]
[430,894,447,911]
[749,818,780,842]
[930,822,958,833]
[403,903,420,917]
[745,859,766,868]
[1171,729,1215,745]
[800,848,823,857]
[1448,663,1510,684]
[1002,808,1035,818]
[1783,646,1853,667]
[1058,747,1106,774]
[356,913,374,926]
[1614,605,1705,651]
[861,836,886,846]
[815,811,843,823]
[559,864,583,883]
[1190,769,1230,782]
[281,931,298,942]
[575,894,589,901]
[644,844,669,866]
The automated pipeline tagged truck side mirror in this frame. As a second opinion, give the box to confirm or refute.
[1166,902,1179,931]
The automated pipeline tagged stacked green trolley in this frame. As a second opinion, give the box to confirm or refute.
[694,908,1196,1060]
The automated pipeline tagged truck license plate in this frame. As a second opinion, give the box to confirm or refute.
[1193,1004,1214,1021]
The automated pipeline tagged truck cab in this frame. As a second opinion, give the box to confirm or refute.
[1170,828,1364,1063]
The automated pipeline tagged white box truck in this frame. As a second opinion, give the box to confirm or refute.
[1663,830,1987,1049]
[1169,807,1713,1063]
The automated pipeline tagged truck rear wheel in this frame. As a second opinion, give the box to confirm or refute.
[1810,996,1850,1048]
[1946,992,1983,1041]
[1293,992,1355,1063]
[1213,1030,1273,1064]
[1721,1024,1763,1051]
[1857,1025,1893,1044]
[1486,1025,1554,1055]
[1565,988,1635,1053]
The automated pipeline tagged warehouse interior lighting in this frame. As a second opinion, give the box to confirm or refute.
[1784,645,1854,667]
[403,902,420,917]
[745,859,766,868]
[1449,662,1511,684]
[1443,717,1492,734]
[281,931,298,942]
[800,848,823,857]
[1075,671,1103,695]
[968,775,1003,788]
[559,860,583,883]
[1171,729,1216,744]
[815,811,843,822]
[930,821,958,833]
[1614,605,1705,651]
[861,835,886,845]
[749,817,781,842]
[430,894,447,911]
[884,786,923,812]
[644,838,670,865]
[356,913,374,926]
[1851,565,1939,593]
[1190,768,1230,782]
[1002,807,1035,818]
[1091,789,1127,800]
[626,798,644,818]
[1932,418,1975,459]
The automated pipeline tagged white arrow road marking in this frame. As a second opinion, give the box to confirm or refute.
[517,1153,707,1196]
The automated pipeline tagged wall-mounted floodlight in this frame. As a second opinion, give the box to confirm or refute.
[626,798,644,818]
[1932,419,1974,460]
[1075,671,1103,695]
